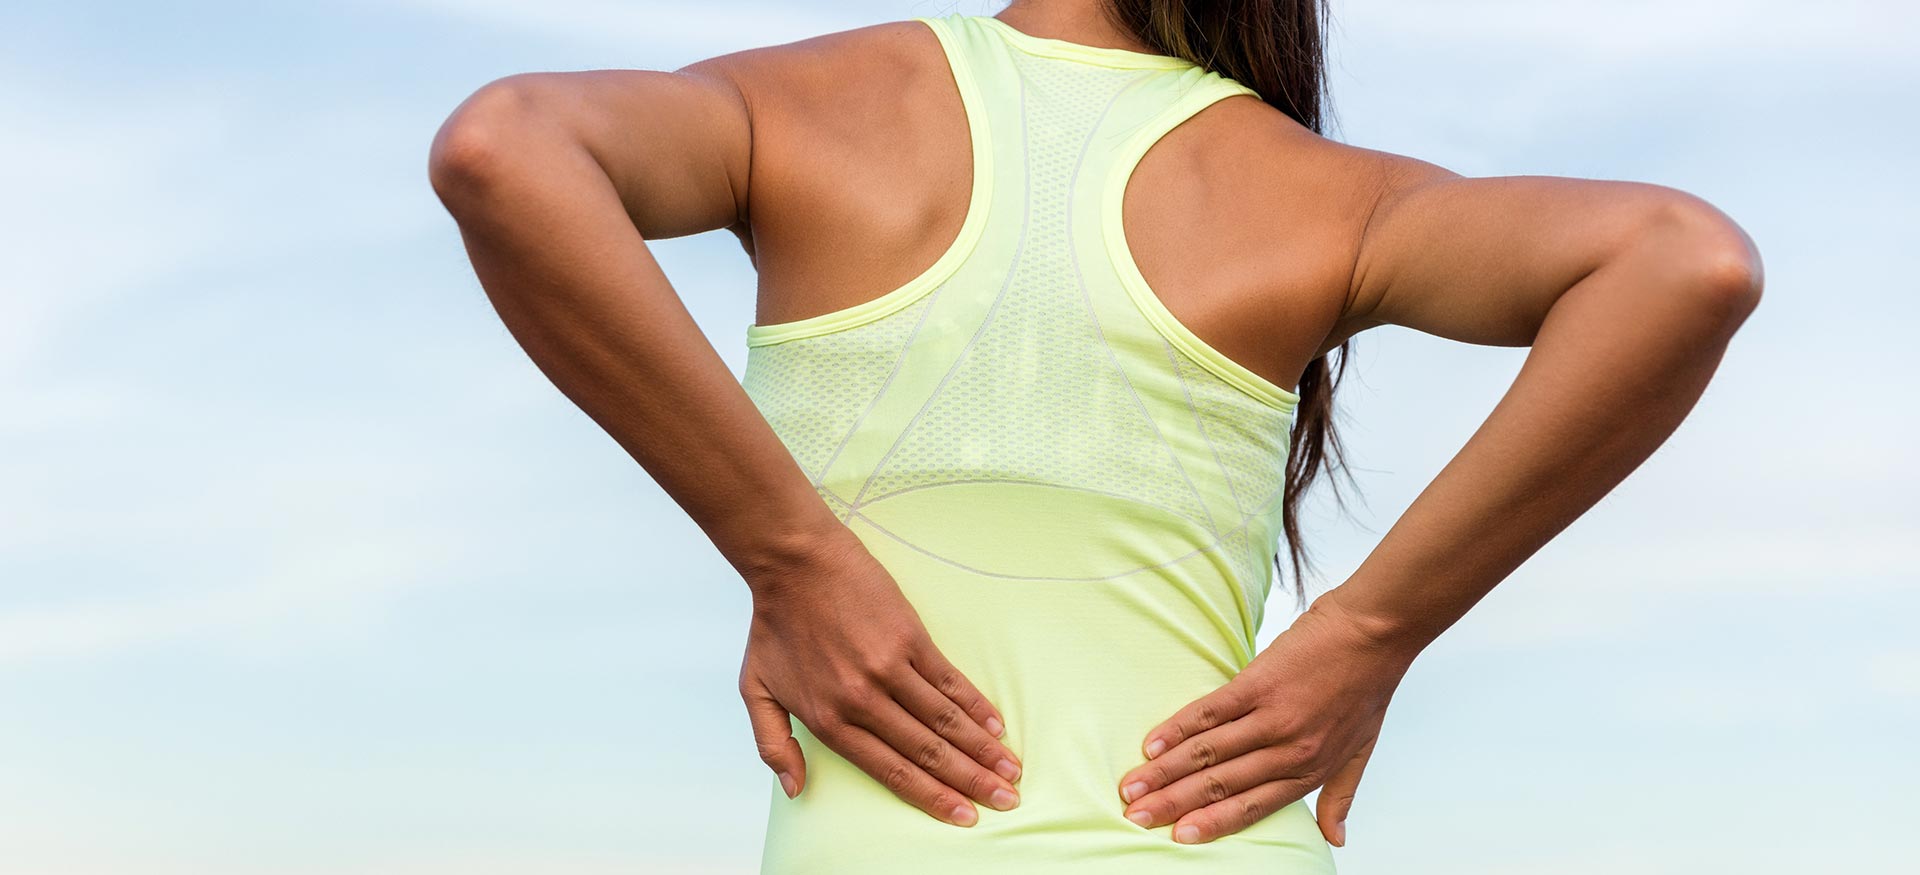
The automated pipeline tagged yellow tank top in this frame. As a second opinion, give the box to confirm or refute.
[741,12,1332,873]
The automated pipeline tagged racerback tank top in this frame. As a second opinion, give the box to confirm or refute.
[741,13,1333,874]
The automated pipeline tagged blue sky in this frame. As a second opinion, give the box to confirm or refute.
[2,1,1915,872]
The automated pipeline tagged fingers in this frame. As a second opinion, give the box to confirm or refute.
[1167,775,1317,844]
[910,642,1008,739]
[1314,734,1377,847]
[1117,718,1270,807]
[1139,682,1256,761]
[740,676,806,798]
[891,669,1023,785]
[849,689,1021,815]
[1121,743,1295,830]
[824,719,994,827]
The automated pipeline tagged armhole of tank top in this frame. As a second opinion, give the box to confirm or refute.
[1102,81,1303,414]
[743,16,995,348]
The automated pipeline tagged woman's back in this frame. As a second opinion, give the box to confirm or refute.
[738,13,1353,872]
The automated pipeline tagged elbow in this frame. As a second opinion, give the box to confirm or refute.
[427,74,554,215]
[1642,191,1766,332]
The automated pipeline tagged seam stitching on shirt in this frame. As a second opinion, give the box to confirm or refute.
[1071,73,1220,537]
[846,75,1034,513]
[848,505,1262,583]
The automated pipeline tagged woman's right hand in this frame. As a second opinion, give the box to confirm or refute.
[738,529,1023,827]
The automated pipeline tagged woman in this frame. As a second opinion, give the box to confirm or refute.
[426,0,1762,871]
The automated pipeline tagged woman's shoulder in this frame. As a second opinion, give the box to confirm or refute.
[1191,92,1408,196]
[1157,92,1411,266]
[686,18,941,99]
[1121,89,1460,367]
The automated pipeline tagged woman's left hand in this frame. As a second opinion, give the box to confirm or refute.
[1115,592,1420,847]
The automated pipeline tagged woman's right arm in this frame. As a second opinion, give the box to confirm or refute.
[425,60,1021,826]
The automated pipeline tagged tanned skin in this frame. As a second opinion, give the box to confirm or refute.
[427,0,1762,847]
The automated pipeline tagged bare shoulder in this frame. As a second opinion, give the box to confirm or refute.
[1133,90,1460,363]
[669,19,972,321]
[679,19,945,114]
[1189,92,1459,262]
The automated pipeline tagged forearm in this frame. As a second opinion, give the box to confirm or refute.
[430,103,847,587]
[1321,205,1763,652]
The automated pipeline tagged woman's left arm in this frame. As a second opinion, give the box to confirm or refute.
[1116,157,1765,846]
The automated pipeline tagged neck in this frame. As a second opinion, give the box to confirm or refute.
[995,0,1154,54]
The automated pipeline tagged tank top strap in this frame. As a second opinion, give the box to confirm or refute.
[909,14,1026,182]
[913,14,1261,173]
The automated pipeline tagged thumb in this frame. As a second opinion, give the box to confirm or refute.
[1316,734,1377,848]
[742,678,807,798]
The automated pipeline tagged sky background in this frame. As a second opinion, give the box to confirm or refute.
[2,0,1916,872]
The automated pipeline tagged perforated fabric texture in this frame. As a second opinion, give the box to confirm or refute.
[851,52,1215,531]
[741,292,936,488]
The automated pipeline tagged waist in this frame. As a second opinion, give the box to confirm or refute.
[828,476,1273,622]
[759,525,1328,872]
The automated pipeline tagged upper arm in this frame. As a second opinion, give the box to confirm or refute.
[1339,153,1759,347]
[428,60,755,241]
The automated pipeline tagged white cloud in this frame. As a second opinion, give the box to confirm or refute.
[1866,648,1920,701]
[0,537,443,666]
[0,84,232,373]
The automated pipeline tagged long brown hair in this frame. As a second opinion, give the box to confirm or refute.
[1107,0,1355,608]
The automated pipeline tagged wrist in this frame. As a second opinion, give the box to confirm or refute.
[1306,586,1435,663]
[724,507,863,600]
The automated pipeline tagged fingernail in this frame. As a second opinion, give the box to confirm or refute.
[995,758,1021,782]
[1121,781,1149,804]
[1173,824,1201,843]
[1335,819,1347,846]
[777,771,797,799]
[1126,809,1153,828]
[985,716,1004,737]
[950,804,978,827]
[990,787,1019,810]
[1145,738,1167,759]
